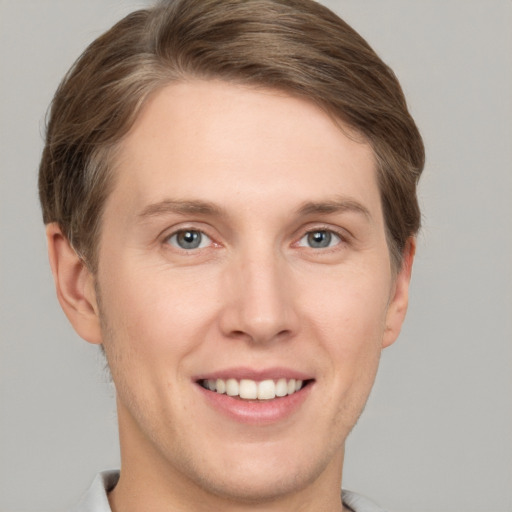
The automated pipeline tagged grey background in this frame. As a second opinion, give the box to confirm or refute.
[1,1,511,511]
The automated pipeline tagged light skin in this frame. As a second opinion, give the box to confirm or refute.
[47,80,414,512]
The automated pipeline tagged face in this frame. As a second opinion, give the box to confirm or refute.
[86,80,411,505]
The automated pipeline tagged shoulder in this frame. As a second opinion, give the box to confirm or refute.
[342,489,390,512]
[68,470,119,512]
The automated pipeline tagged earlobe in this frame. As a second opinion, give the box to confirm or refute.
[382,237,416,349]
[46,223,103,345]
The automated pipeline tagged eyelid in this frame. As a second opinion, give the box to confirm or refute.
[295,223,350,244]
[297,228,342,248]
[161,224,219,252]
[167,230,212,250]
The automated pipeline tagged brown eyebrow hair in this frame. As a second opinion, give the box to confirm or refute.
[138,199,224,219]
[138,196,371,223]
[296,198,371,220]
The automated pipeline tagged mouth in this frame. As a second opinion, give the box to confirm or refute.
[198,378,312,400]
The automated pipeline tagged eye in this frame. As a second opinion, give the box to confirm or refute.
[298,229,341,249]
[166,229,212,250]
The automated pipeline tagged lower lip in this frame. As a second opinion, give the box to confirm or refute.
[196,382,313,425]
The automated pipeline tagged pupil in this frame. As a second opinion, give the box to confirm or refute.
[308,231,331,248]
[178,230,201,249]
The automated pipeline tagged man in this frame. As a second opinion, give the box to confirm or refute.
[39,0,424,510]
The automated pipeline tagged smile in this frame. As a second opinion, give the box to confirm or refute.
[199,378,306,400]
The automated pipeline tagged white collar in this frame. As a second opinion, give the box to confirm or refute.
[69,470,387,512]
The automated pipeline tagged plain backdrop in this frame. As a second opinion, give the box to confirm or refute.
[1,1,511,511]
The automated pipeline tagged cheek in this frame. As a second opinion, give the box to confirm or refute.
[299,267,390,384]
[302,266,391,340]
[98,262,222,365]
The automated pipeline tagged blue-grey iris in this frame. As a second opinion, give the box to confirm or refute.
[307,230,332,248]
[176,230,202,249]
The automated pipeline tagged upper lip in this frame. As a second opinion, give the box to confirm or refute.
[193,366,314,382]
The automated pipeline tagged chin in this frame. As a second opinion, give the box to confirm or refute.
[191,464,317,504]
[173,439,342,505]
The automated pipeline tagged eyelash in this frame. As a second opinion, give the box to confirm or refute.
[162,226,348,253]
[165,229,214,251]
[296,228,344,250]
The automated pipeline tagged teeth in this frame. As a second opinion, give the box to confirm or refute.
[215,378,226,394]
[257,379,275,400]
[226,378,239,396]
[239,379,258,399]
[275,378,288,397]
[203,378,304,400]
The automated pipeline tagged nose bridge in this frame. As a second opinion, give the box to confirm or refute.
[221,240,297,343]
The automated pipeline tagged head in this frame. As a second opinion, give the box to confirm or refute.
[40,0,424,508]
[39,0,423,274]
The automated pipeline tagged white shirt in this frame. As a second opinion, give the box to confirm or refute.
[70,470,388,512]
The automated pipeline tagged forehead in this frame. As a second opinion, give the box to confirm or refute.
[107,79,382,225]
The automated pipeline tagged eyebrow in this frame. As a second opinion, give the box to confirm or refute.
[137,196,372,222]
[296,197,372,220]
[137,199,224,220]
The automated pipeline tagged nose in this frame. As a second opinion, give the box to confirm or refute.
[218,247,299,345]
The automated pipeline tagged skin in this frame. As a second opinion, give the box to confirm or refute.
[47,80,414,512]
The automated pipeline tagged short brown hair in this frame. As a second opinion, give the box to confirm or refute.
[39,0,424,271]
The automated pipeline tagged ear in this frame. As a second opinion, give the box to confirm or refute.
[46,223,102,345]
[382,237,416,349]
